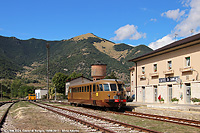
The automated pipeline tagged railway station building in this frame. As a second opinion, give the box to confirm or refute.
[129,33,200,104]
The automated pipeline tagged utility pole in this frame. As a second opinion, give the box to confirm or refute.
[1,82,2,101]
[46,43,50,100]
[55,87,56,101]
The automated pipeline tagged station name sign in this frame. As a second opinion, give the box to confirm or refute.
[159,76,179,83]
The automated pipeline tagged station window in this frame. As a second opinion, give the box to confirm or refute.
[185,57,190,67]
[153,64,157,72]
[142,67,145,74]
[168,61,172,70]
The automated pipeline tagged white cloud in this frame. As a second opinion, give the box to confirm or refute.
[181,0,191,7]
[149,0,200,50]
[150,18,157,22]
[161,9,185,21]
[111,24,146,41]
[148,35,175,50]
[174,0,200,37]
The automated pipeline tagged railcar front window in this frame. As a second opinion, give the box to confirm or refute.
[103,84,110,91]
[110,84,117,91]
[118,84,125,91]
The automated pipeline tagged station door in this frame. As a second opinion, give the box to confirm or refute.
[186,84,191,103]
[168,85,172,102]
[142,87,145,103]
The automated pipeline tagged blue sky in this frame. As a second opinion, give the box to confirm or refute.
[1,0,200,49]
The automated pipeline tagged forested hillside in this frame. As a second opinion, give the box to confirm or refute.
[0,34,153,82]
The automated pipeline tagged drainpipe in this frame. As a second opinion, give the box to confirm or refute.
[135,62,138,102]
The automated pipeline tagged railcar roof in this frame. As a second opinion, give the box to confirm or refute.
[69,79,123,87]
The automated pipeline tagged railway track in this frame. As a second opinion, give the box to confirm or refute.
[31,102,161,133]
[108,110,200,129]
[0,101,17,129]
[0,101,12,107]
[45,101,200,129]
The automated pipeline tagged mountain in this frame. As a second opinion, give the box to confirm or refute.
[0,33,152,82]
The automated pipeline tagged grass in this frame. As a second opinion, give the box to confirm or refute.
[110,113,200,133]
[0,98,11,102]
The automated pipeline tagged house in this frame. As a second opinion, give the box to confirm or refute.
[35,88,48,99]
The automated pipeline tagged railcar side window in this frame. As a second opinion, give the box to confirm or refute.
[110,84,117,91]
[87,86,89,92]
[99,84,103,91]
[118,84,125,91]
[93,84,96,92]
[90,85,92,92]
[103,84,110,91]
[97,85,100,91]
[84,86,86,92]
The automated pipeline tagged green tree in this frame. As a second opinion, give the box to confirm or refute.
[19,85,35,98]
[11,79,22,97]
[67,72,82,80]
[52,72,68,95]
[105,72,118,79]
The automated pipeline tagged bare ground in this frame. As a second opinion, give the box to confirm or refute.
[1,101,87,133]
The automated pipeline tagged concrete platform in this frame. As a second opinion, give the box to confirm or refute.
[126,102,200,121]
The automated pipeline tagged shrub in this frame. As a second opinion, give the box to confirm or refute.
[160,98,164,101]
[191,98,200,102]
[171,97,179,102]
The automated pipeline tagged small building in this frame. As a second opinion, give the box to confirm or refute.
[129,33,200,104]
[35,88,48,99]
[65,76,93,96]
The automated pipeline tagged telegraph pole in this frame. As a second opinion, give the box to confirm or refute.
[1,82,2,101]
[46,43,50,100]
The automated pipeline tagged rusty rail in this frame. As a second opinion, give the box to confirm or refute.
[0,101,18,128]
[31,102,116,133]
[108,111,200,128]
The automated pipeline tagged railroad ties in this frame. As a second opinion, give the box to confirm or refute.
[31,102,161,133]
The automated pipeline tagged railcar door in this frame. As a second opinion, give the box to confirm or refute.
[92,84,96,100]
[91,84,97,105]
[89,85,92,100]
[69,88,72,99]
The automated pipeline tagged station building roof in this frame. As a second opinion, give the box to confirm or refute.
[128,33,200,62]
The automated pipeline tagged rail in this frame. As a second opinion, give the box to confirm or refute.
[31,102,162,133]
